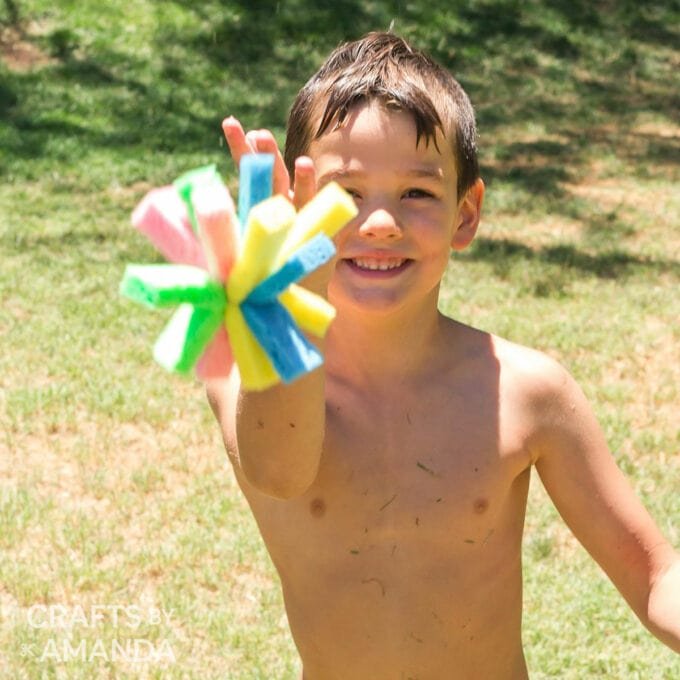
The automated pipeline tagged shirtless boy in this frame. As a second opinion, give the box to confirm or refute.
[207,32,680,679]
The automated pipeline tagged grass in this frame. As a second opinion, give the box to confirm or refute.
[1,0,679,677]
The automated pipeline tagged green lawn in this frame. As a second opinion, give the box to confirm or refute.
[1,1,679,677]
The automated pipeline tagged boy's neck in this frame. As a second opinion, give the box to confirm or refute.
[325,296,452,390]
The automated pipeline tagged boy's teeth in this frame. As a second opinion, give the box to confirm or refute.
[352,258,405,271]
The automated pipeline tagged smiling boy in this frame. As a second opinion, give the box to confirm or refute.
[207,32,679,679]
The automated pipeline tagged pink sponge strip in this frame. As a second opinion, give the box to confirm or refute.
[192,180,239,283]
[190,181,240,381]
[132,186,207,268]
[195,326,233,380]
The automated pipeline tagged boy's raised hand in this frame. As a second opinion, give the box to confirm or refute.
[222,117,316,210]
[221,116,332,297]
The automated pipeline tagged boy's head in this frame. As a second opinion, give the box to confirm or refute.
[284,31,479,201]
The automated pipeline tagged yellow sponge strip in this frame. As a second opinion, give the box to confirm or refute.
[227,195,296,303]
[225,304,280,390]
[275,183,357,267]
[279,284,336,338]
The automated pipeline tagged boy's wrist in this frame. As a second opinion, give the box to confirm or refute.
[646,557,680,653]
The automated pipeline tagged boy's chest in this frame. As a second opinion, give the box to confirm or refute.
[320,394,527,537]
[248,386,532,562]
[238,370,533,676]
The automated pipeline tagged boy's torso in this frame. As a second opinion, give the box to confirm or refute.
[234,325,538,679]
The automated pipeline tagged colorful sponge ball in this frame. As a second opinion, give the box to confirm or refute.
[120,154,357,389]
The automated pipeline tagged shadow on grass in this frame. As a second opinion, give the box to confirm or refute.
[1,0,20,26]
[460,237,680,280]
[1,0,678,213]
[0,48,221,162]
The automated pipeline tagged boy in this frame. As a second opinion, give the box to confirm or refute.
[208,32,679,679]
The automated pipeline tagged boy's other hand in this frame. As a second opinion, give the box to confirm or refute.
[222,117,316,210]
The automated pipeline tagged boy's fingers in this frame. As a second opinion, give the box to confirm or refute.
[223,121,297,205]
[244,130,259,149]
[222,117,255,168]
[248,129,291,198]
[292,156,317,210]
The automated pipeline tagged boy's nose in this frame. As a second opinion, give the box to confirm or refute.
[358,208,403,240]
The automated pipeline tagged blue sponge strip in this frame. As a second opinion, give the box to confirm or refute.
[241,299,323,383]
[238,154,275,230]
[245,234,336,304]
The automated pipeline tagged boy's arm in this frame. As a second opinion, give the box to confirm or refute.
[206,118,326,500]
[528,356,680,652]
[206,359,326,500]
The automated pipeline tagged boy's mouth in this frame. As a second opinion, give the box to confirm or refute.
[347,257,410,271]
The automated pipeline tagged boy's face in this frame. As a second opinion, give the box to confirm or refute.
[308,100,475,316]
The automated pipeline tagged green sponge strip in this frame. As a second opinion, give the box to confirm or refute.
[173,164,221,233]
[153,303,224,374]
[120,264,226,309]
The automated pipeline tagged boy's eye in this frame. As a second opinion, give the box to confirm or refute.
[345,188,362,200]
[402,188,434,199]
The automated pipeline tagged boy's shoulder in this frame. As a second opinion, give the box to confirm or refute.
[444,319,577,419]
[447,319,567,380]
[491,330,569,389]
[443,321,590,467]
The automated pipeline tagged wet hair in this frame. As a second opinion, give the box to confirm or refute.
[284,31,479,200]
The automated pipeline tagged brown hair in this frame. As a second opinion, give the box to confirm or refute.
[284,32,479,200]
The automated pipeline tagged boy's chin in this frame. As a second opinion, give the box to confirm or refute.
[328,266,443,320]
[328,285,412,318]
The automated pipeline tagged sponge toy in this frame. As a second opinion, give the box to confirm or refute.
[120,154,356,389]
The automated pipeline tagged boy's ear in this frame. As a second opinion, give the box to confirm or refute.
[451,178,484,251]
